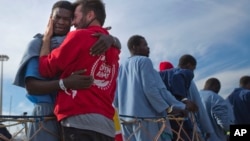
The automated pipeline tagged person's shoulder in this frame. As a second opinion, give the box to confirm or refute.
[208,92,226,104]
[128,56,152,66]
[29,33,42,42]
[199,90,208,98]
[246,90,250,96]
[214,93,224,100]
[174,68,194,79]
[88,26,108,34]
[240,89,250,99]
[67,29,93,39]
[136,56,151,62]
[159,68,174,75]
[177,68,193,75]
[33,33,43,38]
[139,55,149,60]
[241,89,250,93]
[75,26,108,35]
[24,33,43,50]
[200,90,212,95]
[68,29,82,35]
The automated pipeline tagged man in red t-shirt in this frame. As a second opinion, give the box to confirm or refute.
[39,0,120,140]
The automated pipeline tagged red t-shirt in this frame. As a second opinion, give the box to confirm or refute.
[39,26,120,121]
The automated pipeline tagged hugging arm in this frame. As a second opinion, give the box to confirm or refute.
[90,33,121,55]
[26,70,93,95]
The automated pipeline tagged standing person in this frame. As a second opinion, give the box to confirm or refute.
[114,35,187,141]
[159,55,213,141]
[159,56,198,141]
[39,0,120,141]
[227,75,250,124]
[13,1,120,141]
[199,78,230,141]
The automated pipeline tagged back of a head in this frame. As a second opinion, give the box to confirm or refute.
[52,1,74,14]
[204,78,221,93]
[239,75,250,89]
[127,35,145,52]
[159,61,174,71]
[178,54,197,70]
[73,0,106,26]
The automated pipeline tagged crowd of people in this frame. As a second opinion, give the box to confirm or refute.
[6,0,249,141]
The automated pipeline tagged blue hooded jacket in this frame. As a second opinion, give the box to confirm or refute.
[159,68,194,100]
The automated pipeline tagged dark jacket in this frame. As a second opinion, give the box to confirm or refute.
[159,68,194,100]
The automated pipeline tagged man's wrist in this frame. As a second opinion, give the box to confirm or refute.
[59,79,67,90]
[59,79,70,94]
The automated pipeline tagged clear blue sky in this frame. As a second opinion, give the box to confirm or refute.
[1,0,250,118]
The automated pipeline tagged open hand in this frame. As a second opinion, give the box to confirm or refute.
[63,69,94,89]
[43,18,53,41]
[90,33,113,56]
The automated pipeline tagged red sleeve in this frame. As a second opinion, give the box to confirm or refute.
[39,30,87,78]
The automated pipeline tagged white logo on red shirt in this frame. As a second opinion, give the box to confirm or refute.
[91,55,115,90]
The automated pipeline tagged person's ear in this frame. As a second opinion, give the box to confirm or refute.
[87,10,95,20]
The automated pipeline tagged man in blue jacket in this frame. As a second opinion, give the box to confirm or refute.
[200,78,231,141]
[114,35,187,141]
[227,75,250,124]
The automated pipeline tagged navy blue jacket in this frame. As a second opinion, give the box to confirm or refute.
[227,88,250,124]
[159,68,194,100]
